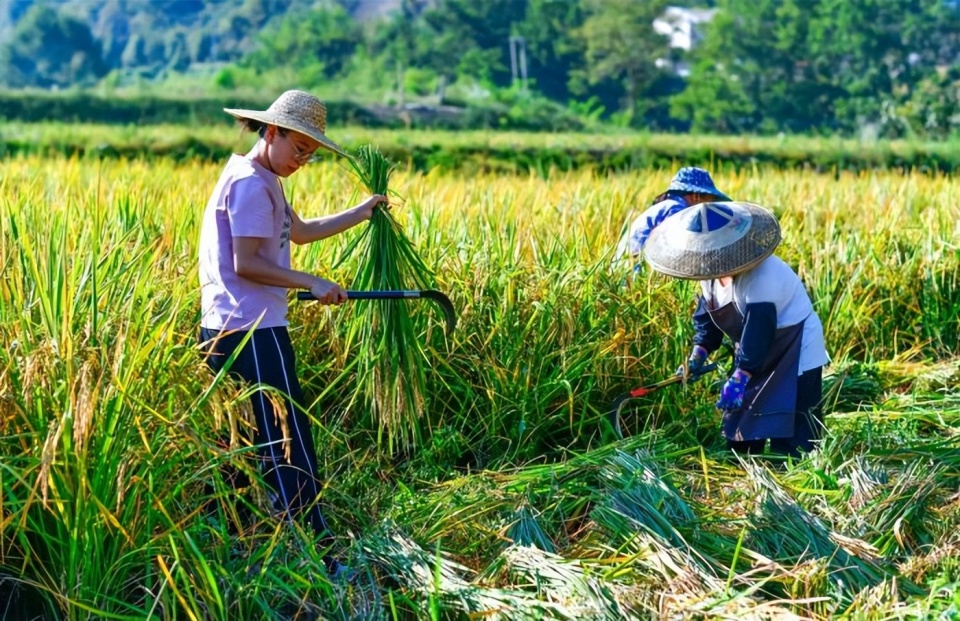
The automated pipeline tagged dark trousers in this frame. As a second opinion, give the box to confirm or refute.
[200,326,330,541]
[728,366,824,457]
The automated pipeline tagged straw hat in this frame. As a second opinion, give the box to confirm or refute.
[224,90,345,156]
[643,201,781,280]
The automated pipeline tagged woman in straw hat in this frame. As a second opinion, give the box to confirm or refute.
[198,90,381,574]
[644,201,829,456]
[614,166,731,267]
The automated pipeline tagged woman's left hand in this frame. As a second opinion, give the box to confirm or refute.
[358,194,389,219]
[716,368,751,411]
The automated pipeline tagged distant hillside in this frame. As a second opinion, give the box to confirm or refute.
[0,0,401,73]
[1,0,954,140]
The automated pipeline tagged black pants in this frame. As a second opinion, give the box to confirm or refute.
[200,326,330,541]
[728,366,824,457]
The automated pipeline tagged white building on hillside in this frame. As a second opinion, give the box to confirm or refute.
[653,6,717,77]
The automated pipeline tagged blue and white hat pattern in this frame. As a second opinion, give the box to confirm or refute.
[666,167,731,201]
[643,201,781,280]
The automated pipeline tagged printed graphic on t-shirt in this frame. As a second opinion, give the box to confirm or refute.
[280,205,292,249]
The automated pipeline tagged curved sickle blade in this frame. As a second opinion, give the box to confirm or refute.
[607,361,720,439]
[417,290,457,337]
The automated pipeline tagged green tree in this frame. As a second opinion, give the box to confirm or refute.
[671,0,753,132]
[371,0,430,107]
[419,0,527,87]
[515,0,587,102]
[241,2,360,82]
[673,0,954,134]
[809,0,955,133]
[0,4,107,87]
[672,0,840,133]
[897,66,960,137]
[574,0,671,120]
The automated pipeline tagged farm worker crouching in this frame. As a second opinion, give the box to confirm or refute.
[197,90,384,576]
[614,166,731,267]
[643,201,830,457]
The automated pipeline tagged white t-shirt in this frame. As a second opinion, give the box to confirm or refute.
[199,155,293,331]
[700,255,830,374]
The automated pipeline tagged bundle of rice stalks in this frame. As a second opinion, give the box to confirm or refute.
[878,358,960,393]
[898,529,960,583]
[481,544,628,619]
[841,455,889,513]
[741,463,892,601]
[506,501,557,553]
[590,451,725,592]
[822,361,884,413]
[339,145,436,454]
[850,459,944,555]
[358,525,588,619]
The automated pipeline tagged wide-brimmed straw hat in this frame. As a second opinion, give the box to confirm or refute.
[643,201,781,280]
[665,167,731,201]
[224,90,345,156]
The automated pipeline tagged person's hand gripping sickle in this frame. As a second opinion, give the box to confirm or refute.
[676,345,709,381]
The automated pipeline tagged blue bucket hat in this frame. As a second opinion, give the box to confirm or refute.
[665,167,730,201]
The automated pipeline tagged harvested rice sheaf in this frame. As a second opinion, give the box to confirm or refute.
[339,145,435,454]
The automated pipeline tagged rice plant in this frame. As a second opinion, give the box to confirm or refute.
[1,151,958,618]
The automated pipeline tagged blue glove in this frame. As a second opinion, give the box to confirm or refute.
[716,368,751,411]
[676,345,709,379]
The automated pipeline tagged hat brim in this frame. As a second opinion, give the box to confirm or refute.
[224,108,346,157]
[666,184,731,202]
[643,202,781,280]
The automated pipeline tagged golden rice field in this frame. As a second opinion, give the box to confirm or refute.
[1,150,959,619]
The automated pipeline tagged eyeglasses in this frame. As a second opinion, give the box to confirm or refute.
[287,135,318,163]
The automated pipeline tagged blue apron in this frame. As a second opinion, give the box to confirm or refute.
[704,297,806,441]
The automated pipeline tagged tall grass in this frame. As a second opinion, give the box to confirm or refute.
[1,154,958,618]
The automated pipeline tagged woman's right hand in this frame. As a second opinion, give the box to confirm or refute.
[676,345,709,379]
[309,277,348,305]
